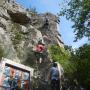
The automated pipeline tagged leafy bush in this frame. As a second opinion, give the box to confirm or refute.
[48,43,90,89]
[71,44,90,89]
[11,23,23,48]
[49,44,71,74]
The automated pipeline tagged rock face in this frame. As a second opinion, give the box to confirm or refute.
[0,0,64,90]
[0,0,64,64]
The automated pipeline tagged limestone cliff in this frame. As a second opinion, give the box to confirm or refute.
[0,0,64,65]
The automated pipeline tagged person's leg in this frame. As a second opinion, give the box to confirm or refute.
[40,52,47,63]
[56,80,60,90]
[51,79,56,90]
[40,53,44,63]
[34,52,40,64]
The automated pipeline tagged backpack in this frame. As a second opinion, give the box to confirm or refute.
[50,67,59,80]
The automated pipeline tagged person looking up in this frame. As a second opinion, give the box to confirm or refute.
[49,62,60,90]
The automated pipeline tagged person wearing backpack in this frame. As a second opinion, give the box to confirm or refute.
[49,62,60,90]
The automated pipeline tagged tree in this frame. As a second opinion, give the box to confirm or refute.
[71,44,90,89]
[49,44,71,74]
[59,0,90,41]
[49,44,90,89]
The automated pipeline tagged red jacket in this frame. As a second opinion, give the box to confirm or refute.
[36,44,45,53]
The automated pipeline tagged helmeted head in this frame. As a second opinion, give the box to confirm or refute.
[53,62,57,67]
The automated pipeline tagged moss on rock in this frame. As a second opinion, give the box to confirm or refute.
[0,45,4,59]
[11,23,23,48]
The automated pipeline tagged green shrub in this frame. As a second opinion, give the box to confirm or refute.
[49,44,71,72]
[49,44,90,89]
[11,23,23,48]
[71,44,90,89]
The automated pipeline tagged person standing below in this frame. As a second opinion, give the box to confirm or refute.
[49,62,60,90]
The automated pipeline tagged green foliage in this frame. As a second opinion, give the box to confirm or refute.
[49,45,67,61]
[66,44,90,89]
[13,31,22,45]
[49,44,90,89]
[49,45,71,74]
[71,44,90,89]
[59,0,90,41]
[11,23,23,48]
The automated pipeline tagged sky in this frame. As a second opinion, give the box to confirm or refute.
[16,0,88,48]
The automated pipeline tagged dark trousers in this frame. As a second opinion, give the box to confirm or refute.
[51,79,60,90]
[34,52,44,61]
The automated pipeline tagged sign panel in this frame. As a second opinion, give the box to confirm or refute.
[0,59,32,90]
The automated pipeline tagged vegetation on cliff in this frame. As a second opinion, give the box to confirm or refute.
[11,23,23,47]
[49,44,71,74]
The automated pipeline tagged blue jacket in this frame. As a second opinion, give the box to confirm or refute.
[50,67,59,80]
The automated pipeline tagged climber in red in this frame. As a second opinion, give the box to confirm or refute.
[36,44,45,53]
[34,39,46,64]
